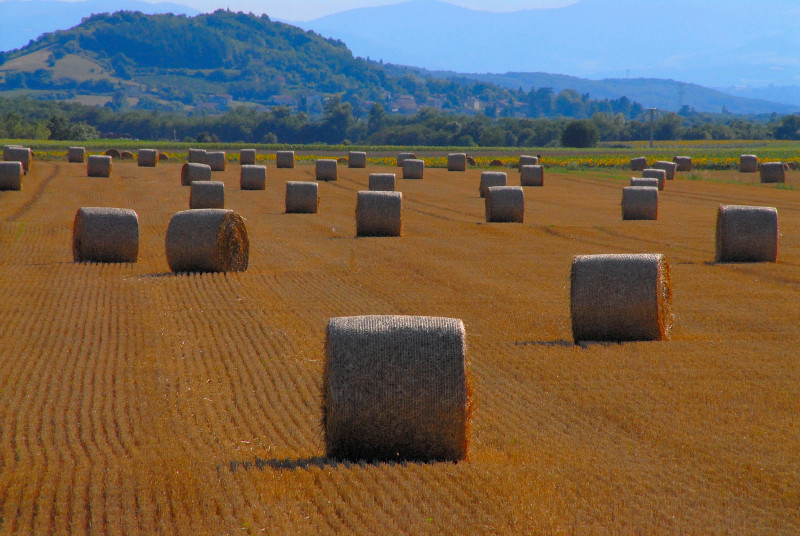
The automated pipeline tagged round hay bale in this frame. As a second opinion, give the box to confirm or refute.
[285,181,319,214]
[520,165,544,187]
[479,171,507,197]
[715,205,778,263]
[0,161,23,191]
[630,177,659,188]
[165,209,249,273]
[348,151,367,168]
[518,155,539,170]
[72,207,139,263]
[630,157,647,172]
[787,162,798,171]
[641,168,666,191]
[485,186,524,223]
[276,150,295,169]
[673,156,692,172]
[181,163,212,186]
[158,152,169,161]
[240,149,257,166]
[466,156,476,166]
[188,148,207,164]
[368,173,396,192]
[323,315,470,462]
[356,191,402,237]
[448,153,467,172]
[206,151,226,172]
[316,159,338,181]
[397,152,416,167]
[119,151,134,160]
[739,154,758,173]
[104,148,121,158]
[137,149,158,167]
[4,147,32,174]
[489,159,504,167]
[402,158,424,180]
[240,165,266,190]
[570,253,673,343]
[760,162,785,183]
[336,157,348,164]
[622,186,658,220]
[67,147,86,163]
[653,161,676,180]
[2,144,22,159]
[87,155,112,177]
[190,181,225,209]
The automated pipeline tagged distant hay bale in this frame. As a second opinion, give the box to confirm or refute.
[641,168,666,191]
[630,177,659,188]
[402,159,424,180]
[316,159,338,181]
[369,173,396,191]
[622,186,658,220]
[485,186,524,223]
[570,253,673,343]
[739,154,758,173]
[181,163,212,186]
[285,181,319,214]
[276,150,295,168]
[488,159,503,167]
[448,153,467,171]
[787,162,798,171]
[137,149,158,167]
[337,157,348,164]
[165,209,249,273]
[715,204,778,263]
[520,165,544,186]
[479,171,507,197]
[159,152,169,161]
[87,155,112,177]
[4,147,32,174]
[72,207,139,263]
[67,147,85,163]
[630,157,647,171]
[348,151,367,168]
[0,161,23,190]
[190,181,225,209]
[653,160,676,180]
[323,315,470,462]
[119,151,134,160]
[188,148,207,164]
[240,149,257,166]
[466,156,476,166]
[104,148,121,159]
[206,151,227,172]
[2,144,22,159]
[397,152,416,167]
[356,191,402,237]
[673,156,692,172]
[240,165,266,190]
[518,155,539,170]
[760,162,785,183]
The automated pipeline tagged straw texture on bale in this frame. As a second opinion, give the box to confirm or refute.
[489,159,504,167]
[673,156,692,172]
[240,165,266,190]
[323,315,470,462]
[120,151,134,160]
[653,161,676,180]
[190,181,225,209]
[760,162,785,183]
[240,149,256,166]
[0,161,23,190]
[87,155,112,177]
[181,163,212,186]
[402,159,424,180]
[641,168,666,190]
[520,165,544,186]
[285,181,319,214]
[715,205,778,263]
[622,186,658,220]
[739,154,758,173]
[630,177,659,188]
[630,157,647,171]
[397,152,416,167]
[316,159,338,181]
[570,253,673,343]
[356,191,402,237]
[137,149,158,167]
[466,156,476,166]
[2,144,21,160]
[67,147,85,163]
[485,186,524,223]
[448,153,467,171]
[518,155,539,170]
[188,149,207,164]
[276,150,295,168]
[165,209,249,273]
[206,151,226,172]
[4,147,31,173]
[104,148,121,158]
[368,173,396,191]
[479,171,507,197]
[72,207,139,263]
[348,151,367,168]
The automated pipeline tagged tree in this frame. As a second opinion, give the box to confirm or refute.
[560,119,599,148]
[367,102,387,135]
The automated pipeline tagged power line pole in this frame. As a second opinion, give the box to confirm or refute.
[649,108,656,148]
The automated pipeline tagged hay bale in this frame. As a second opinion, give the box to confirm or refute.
[466,156,476,166]
[397,152,416,167]
[104,148,121,158]
[188,149,207,164]
[159,153,169,161]
[520,165,544,187]
[787,162,798,171]
[760,162,785,183]
[323,315,469,462]
[285,181,319,214]
[715,205,778,263]
[240,149,257,166]
[402,159,424,180]
[448,153,467,171]
[165,209,249,273]
[276,150,295,169]
[119,151,133,160]
[489,159,504,167]
[206,151,226,172]
[641,168,666,191]
[356,191,402,237]
[518,155,539,170]
[630,157,647,171]
[72,207,139,263]
[240,165,266,190]
[0,161,23,191]
[67,147,85,163]
[653,161,676,180]
[630,177,659,188]
[479,171,507,197]
[622,186,658,220]
[4,147,32,173]
[316,159,338,181]
[739,154,758,173]
[348,151,367,168]
[181,163,212,186]
[87,155,112,177]
[673,156,692,172]
[137,149,158,167]
[570,253,672,343]
[190,181,225,209]
[369,173,396,191]
[485,186,524,223]
[2,144,22,159]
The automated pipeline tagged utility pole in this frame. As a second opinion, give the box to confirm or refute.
[649,108,656,148]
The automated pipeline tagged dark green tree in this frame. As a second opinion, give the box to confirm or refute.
[560,119,599,148]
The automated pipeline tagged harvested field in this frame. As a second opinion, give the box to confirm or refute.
[0,158,798,534]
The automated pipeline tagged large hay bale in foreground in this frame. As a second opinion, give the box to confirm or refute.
[67,147,85,163]
[240,165,266,190]
[641,168,666,191]
[348,151,367,168]
[570,253,673,343]
[715,205,778,263]
[402,159,424,180]
[622,186,658,220]
[285,181,319,214]
[485,186,524,223]
[0,161,23,190]
[369,173,396,191]
[448,153,467,171]
[87,155,112,177]
[760,162,785,183]
[673,156,692,172]
[316,159,338,181]
[206,151,227,172]
[137,149,158,167]
[479,171,507,197]
[188,148,207,164]
[4,147,32,173]
[181,163,212,186]
[739,154,758,173]
[240,149,257,166]
[72,207,139,263]
[165,209,249,273]
[520,165,544,186]
[397,152,416,167]
[630,177,659,188]
[276,150,295,168]
[190,181,225,209]
[518,155,538,170]
[356,191,402,237]
[323,315,470,462]
[653,160,676,180]
[630,157,647,171]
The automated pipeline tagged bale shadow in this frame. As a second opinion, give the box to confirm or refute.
[220,456,443,474]
[513,340,574,348]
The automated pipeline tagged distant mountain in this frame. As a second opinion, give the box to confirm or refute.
[721,85,800,108]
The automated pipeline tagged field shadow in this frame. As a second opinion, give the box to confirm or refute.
[513,339,574,348]
[221,456,442,474]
